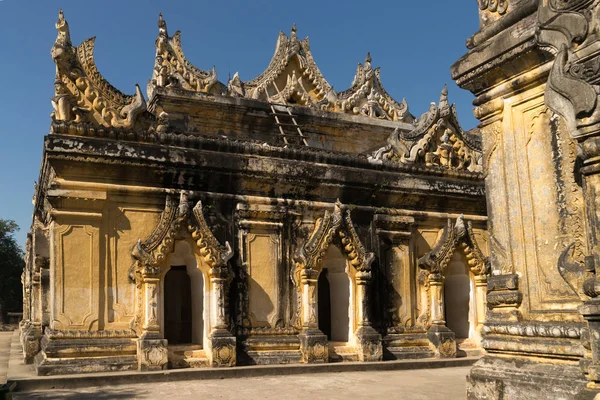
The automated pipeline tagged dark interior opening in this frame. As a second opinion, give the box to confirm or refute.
[164,265,192,344]
[318,268,331,340]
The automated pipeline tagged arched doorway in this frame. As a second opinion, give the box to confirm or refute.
[321,246,350,343]
[444,252,471,340]
[163,240,206,347]
[164,266,192,344]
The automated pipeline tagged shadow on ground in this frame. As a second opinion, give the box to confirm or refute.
[14,388,140,399]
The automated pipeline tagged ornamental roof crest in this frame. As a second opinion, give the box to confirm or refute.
[229,25,336,107]
[368,85,484,173]
[334,53,413,122]
[149,13,225,97]
[50,10,150,130]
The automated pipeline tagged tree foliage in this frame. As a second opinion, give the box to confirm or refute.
[0,219,24,316]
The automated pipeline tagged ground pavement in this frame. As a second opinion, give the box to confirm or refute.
[0,332,11,386]
[12,366,471,399]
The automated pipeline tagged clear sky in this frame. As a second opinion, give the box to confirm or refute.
[0,1,480,248]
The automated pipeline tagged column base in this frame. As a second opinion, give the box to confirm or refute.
[137,332,168,371]
[299,328,328,363]
[21,322,42,364]
[468,355,592,399]
[354,325,382,362]
[427,325,456,358]
[207,329,236,367]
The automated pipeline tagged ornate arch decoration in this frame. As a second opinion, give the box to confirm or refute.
[294,200,374,274]
[369,85,484,173]
[149,14,224,96]
[417,215,490,277]
[294,201,344,272]
[50,10,150,130]
[129,192,233,332]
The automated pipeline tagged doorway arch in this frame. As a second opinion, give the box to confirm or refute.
[162,240,206,347]
[444,251,471,340]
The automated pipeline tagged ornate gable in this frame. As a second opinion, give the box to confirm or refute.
[334,53,413,122]
[50,10,149,129]
[149,13,225,97]
[232,25,335,107]
[368,85,484,173]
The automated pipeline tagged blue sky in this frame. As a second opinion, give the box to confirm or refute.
[0,1,480,248]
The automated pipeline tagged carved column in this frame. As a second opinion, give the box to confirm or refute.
[474,275,487,334]
[578,145,600,389]
[191,200,236,368]
[298,268,328,363]
[21,234,41,364]
[354,270,382,362]
[426,272,456,358]
[206,265,236,368]
[137,266,168,371]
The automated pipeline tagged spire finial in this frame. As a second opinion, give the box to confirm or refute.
[158,12,168,37]
[292,23,297,33]
[365,52,372,63]
[54,8,71,48]
[439,84,449,108]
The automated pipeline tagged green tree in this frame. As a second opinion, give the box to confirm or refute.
[0,219,24,320]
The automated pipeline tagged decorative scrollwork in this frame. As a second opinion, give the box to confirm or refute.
[418,215,489,276]
[50,10,149,129]
[369,86,483,173]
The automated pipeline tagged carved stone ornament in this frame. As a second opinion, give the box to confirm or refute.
[537,1,599,139]
[50,10,150,130]
[418,215,490,276]
[129,192,233,333]
[478,0,509,15]
[368,86,483,173]
[149,13,223,97]
[294,200,374,274]
[223,25,413,122]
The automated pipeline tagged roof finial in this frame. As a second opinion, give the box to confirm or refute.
[158,12,168,38]
[365,52,372,64]
[292,23,297,33]
[54,8,71,48]
[439,84,449,109]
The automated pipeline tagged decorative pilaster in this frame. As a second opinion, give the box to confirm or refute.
[354,270,382,362]
[191,200,236,367]
[137,265,168,371]
[426,272,456,358]
[298,268,328,363]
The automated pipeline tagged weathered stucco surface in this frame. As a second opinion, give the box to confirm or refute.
[452,0,600,398]
[21,10,490,378]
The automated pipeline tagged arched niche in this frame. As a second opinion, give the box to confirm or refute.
[295,201,381,363]
[319,245,351,343]
[418,216,489,347]
[160,240,207,347]
[131,194,235,370]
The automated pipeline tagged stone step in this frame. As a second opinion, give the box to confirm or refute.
[245,350,302,365]
[168,345,208,369]
[383,333,430,348]
[35,354,138,376]
[384,346,434,360]
[328,344,358,363]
